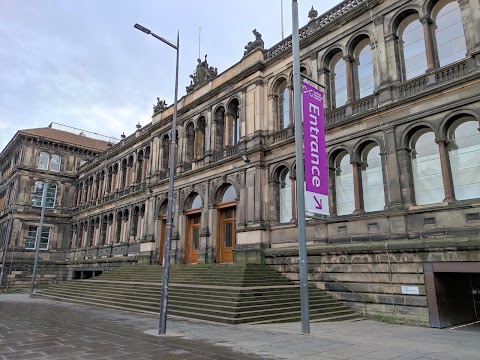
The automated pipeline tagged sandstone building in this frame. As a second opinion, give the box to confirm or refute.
[1,0,480,328]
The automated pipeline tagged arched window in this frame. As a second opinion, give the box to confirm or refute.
[222,185,237,202]
[334,152,354,215]
[185,122,195,163]
[195,117,206,159]
[227,99,240,146]
[191,194,202,209]
[162,135,170,170]
[38,152,49,170]
[410,130,444,205]
[122,209,129,242]
[50,154,61,172]
[101,215,108,245]
[432,0,466,67]
[120,159,127,188]
[329,52,347,108]
[353,38,374,99]
[136,151,144,183]
[276,79,289,130]
[214,107,225,151]
[115,212,122,243]
[398,13,427,80]
[447,119,480,200]
[132,207,139,239]
[361,144,385,212]
[279,168,292,223]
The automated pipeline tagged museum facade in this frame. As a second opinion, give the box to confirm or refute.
[1,0,480,327]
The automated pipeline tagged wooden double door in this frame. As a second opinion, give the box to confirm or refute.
[217,203,236,263]
[185,211,201,264]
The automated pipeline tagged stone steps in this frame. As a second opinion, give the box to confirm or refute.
[35,264,360,324]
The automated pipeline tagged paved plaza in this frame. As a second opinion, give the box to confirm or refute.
[0,293,479,360]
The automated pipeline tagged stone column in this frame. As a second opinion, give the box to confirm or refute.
[373,15,389,86]
[397,147,415,206]
[146,195,155,241]
[205,110,212,155]
[288,85,294,125]
[436,138,456,203]
[383,126,404,209]
[291,176,297,222]
[198,182,210,263]
[459,0,480,54]
[351,160,365,214]
[151,136,159,174]
[421,16,436,70]
[344,55,355,103]
[245,168,255,224]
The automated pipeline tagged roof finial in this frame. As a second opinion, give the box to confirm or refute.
[121,132,126,139]
[136,122,141,130]
[308,6,318,21]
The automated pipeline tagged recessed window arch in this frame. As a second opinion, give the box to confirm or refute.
[397,12,427,80]
[195,117,206,159]
[38,152,61,172]
[190,194,202,209]
[329,51,347,108]
[431,0,467,67]
[352,37,374,99]
[221,185,237,203]
[334,151,354,215]
[410,129,444,205]
[360,143,385,212]
[447,118,480,200]
[275,78,290,130]
[162,135,170,171]
[136,150,144,183]
[214,106,225,151]
[185,122,195,164]
[227,99,240,146]
[278,167,293,223]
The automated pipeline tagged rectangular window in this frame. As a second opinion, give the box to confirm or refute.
[25,226,50,250]
[32,182,57,208]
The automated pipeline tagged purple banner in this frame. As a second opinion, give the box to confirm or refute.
[302,81,329,215]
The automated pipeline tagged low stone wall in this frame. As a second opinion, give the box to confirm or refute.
[265,236,480,327]
[0,256,143,291]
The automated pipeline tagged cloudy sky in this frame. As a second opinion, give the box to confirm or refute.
[0,0,340,152]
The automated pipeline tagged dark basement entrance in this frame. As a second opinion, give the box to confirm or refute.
[425,262,480,328]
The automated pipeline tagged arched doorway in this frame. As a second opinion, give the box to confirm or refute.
[184,194,202,264]
[158,200,168,265]
[216,185,237,263]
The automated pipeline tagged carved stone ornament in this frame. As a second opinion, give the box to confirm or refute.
[153,98,167,114]
[308,6,318,21]
[244,29,265,56]
[186,54,218,93]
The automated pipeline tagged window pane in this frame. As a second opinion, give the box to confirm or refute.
[224,222,233,248]
[191,195,202,209]
[222,186,236,202]
[46,184,56,208]
[32,181,44,207]
[192,227,200,250]
[335,153,355,215]
[435,1,466,66]
[331,53,347,108]
[354,40,374,98]
[25,226,50,250]
[50,155,61,172]
[279,169,292,223]
[449,121,480,200]
[399,15,427,80]
[411,131,444,204]
[361,145,385,212]
[38,152,49,170]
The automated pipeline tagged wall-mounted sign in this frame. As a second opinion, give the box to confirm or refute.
[401,286,420,295]
[302,81,329,215]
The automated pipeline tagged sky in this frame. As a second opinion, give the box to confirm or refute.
[0,0,341,153]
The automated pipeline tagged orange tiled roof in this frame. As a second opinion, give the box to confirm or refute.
[19,127,110,152]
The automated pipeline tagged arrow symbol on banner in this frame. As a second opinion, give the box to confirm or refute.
[314,196,323,209]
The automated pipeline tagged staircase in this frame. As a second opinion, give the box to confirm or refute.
[34,264,360,324]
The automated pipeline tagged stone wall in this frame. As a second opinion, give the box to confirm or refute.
[266,236,480,326]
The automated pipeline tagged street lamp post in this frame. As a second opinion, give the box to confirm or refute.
[30,181,49,294]
[134,23,179,335]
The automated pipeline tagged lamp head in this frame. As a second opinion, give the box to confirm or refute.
[134,23,151,35]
